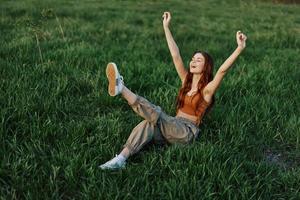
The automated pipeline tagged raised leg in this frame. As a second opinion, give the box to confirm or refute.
[106,62,161,124]
[121,85,137,105]
[123,88,162,125]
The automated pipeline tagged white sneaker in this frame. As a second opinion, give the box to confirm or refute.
[99,154,126,170]
[106,62,124,96]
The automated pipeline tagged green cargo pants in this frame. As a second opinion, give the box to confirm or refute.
[123,95,200,156]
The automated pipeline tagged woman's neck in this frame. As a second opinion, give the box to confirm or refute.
[191,73,202,89]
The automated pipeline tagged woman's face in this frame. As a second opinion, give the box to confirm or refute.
[189,53,205,74]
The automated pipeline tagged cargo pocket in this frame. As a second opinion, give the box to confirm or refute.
[182,122,199,143]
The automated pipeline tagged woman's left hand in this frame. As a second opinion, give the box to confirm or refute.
[236,31,247,50]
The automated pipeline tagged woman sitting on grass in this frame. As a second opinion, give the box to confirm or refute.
[100,11,247,170]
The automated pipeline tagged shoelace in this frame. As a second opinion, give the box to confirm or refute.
[116,76,124,86]
[119,76,124,85]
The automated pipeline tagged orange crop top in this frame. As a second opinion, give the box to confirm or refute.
[177,91,210,125]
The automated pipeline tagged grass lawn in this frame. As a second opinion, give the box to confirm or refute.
[1,0,299,199]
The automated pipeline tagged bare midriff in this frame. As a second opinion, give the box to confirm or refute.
[176,109,198,124]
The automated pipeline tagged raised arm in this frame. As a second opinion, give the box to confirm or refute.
[204,31,247,100]
[162,12,187,83]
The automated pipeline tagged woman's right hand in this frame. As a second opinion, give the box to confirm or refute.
[162,11,171,28]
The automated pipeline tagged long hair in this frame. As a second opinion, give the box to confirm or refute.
[175,50,215,119]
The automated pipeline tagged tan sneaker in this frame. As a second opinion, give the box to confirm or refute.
[106,62,124,96]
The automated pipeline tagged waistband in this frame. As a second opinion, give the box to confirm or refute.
[175,116,198,127]
[175,116,200,138]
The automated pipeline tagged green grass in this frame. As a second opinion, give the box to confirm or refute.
[1,0,299,199]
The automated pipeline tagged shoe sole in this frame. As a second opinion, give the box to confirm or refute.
[99,166,125,170]
[106,62,118,96]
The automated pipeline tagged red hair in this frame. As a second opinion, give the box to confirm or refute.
[175,51,215,119]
